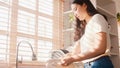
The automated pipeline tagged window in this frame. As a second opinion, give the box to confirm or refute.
[17,37,35,61]
[0,0,10,62]
[37,40,52,62]
[0,6,9,30]
[0,0,10,4]
[0,0,63,65]
[19,0,36,10]
[39,0,53,16]
[0,35,9,61]
[17,10,35,35]
[38,16,53,38]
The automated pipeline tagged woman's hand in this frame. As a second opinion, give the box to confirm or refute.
[60,55,75,66]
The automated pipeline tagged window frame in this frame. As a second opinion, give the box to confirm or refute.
[0,0,64,66]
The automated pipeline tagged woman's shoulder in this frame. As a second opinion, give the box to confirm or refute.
[93,14,107,20]
[93,14,105,19]
[89,14,106,24]
[92,14,108,27]
[90,14,108,24]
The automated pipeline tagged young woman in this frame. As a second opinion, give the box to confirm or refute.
[60,0,114,68]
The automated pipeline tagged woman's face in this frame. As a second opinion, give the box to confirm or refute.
[71,3,87,21]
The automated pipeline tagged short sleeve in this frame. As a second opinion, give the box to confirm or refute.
[93,14,108,33]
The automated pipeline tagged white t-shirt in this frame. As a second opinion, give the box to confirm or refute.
[80,14,111,63]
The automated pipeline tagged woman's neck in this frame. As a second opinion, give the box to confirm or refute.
[85,14,92,23]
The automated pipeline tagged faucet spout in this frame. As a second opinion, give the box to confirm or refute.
[16,41,37,68]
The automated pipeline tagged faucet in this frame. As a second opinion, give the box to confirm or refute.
[16,41,37,68]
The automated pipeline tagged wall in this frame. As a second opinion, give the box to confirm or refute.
[114,0,120,50]
[114,0,120,12]
[112,0,120,67]
[64,0,73,12]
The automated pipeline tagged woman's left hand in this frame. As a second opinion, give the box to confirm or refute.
[60,56,74,66]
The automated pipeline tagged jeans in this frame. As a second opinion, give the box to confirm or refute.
[84,56,114,68]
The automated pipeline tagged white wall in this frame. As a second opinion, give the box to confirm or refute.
[114,0,120,38]
[114,0,120,67]
[114,0,120,46]
[114,0,120,12]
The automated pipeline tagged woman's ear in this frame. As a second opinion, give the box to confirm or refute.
[82,3,87,9]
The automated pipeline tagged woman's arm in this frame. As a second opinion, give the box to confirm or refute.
[61,32,107,66]
[72,40,81,55]
[63,40,81,58]
[72,32,107,61]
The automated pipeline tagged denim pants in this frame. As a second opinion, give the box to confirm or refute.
[84,56,114,68]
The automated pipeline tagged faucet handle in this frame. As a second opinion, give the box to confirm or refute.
[32,54,37,61]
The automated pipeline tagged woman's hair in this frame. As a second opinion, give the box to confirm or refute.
[72,0,99,41]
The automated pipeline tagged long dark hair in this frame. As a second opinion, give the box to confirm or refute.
[72,0,99,41]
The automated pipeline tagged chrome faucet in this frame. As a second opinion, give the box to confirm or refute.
[16,41,37,68]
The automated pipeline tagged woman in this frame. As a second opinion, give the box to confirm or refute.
[60,0,114,68]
